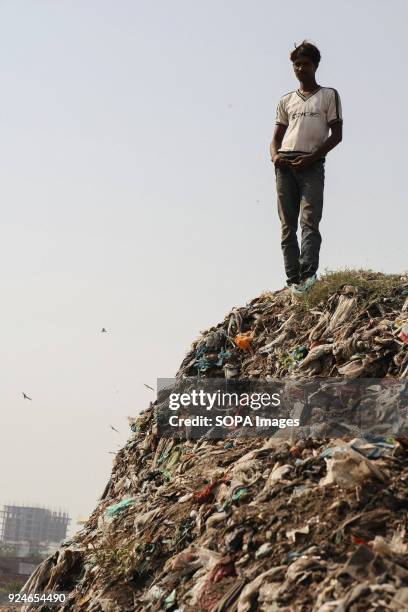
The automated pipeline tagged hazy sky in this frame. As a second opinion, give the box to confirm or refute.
[1,1,407,533]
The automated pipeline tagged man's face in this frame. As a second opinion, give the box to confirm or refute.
[292,55,317,82]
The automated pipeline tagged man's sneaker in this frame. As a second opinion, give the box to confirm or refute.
[290,282,306,297]
[302,274,317,293]
[284,281,299,297]
[290,274,317,298]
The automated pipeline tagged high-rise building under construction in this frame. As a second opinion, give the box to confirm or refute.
[0,505,69,555]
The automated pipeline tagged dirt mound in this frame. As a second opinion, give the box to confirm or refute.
[21,271,408,611]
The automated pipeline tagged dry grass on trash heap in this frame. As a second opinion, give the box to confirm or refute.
[20,270,408,611]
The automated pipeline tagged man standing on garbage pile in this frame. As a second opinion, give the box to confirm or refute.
[270,41,343,297]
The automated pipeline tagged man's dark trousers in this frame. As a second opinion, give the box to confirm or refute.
[275,158,325,285]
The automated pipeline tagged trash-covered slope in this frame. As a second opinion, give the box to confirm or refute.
[22,271,408,611]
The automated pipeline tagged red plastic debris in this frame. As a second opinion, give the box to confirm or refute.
[192,476,229,504]
[351,534,372,548]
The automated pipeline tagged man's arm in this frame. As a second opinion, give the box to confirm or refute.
[270,124,288,166]
[291,123,343,168]
[312,122,343,159]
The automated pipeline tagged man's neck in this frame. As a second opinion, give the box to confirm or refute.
[298,80,319,93]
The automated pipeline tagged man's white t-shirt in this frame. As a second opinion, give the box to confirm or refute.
[275,86,342,156]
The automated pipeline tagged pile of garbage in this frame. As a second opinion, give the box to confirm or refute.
[22,271,408,611]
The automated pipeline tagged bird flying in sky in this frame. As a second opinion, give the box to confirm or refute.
[22,392,32,400]
[144,383,154,391]
[110,425,119,433]
[101,328,108,333]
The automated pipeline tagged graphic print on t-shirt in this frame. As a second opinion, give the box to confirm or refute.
[275,87,342,154]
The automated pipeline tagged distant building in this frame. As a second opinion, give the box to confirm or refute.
[0,505,70,556]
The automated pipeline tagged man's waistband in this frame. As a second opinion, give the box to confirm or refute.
[279,150,325,162]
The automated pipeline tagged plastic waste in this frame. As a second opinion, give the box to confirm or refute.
[20,271,408,612]
[320,446,386,488]
[255,542,272,559]
[105,498,135,518]
[234,331,254,351]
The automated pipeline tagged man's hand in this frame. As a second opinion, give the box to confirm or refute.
[272,153,289,167]
[290,153,317,170]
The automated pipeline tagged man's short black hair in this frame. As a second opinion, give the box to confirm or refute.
[290,40,321,67]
